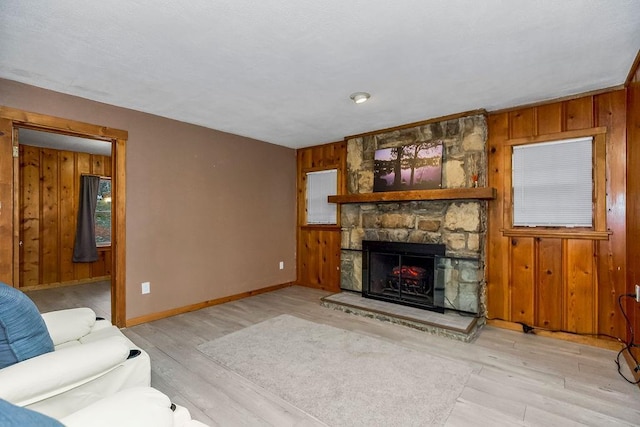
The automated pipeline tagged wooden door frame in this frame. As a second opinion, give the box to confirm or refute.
[0,106,127,327]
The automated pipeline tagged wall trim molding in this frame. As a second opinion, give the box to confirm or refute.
[622,347,640,386]
[125,282,294,327]
[20,276,110,292]
[486,319,623,351]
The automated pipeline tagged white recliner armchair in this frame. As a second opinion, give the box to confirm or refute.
[0,308,151,418]
[0,283,151,419]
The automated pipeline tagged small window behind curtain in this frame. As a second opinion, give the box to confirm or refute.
[95,178,112,246]
[512,137,592,227]
[306,169,337,224]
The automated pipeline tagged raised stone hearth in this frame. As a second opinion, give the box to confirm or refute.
[321,292,481,342]
[340,113,488,315]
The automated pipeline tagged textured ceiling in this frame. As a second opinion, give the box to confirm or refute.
[18,128,112,156]
[1,1,639,149]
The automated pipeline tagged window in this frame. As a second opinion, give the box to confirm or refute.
[306,169,337,224]
[512,137,592,227]
[503,127,608,239]
[95,178,111,246]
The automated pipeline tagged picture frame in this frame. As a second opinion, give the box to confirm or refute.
[373,141,443,192]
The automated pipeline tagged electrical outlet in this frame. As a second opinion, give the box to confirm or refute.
[636,284,640,303]
[279,261,284,270]
[141,282,151,294]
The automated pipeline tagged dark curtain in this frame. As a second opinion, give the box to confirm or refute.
[72,175,101,263]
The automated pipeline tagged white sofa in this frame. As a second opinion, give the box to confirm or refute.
[60,387,208,427]
[0,386,208,427]
[0,307,151,419]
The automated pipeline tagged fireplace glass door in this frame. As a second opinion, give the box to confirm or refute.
[367,251,439,310]
[362,241,445,313]
[362,240,480,314]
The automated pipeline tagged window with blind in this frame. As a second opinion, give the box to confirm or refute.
[512,136,593,227]
[306,169,337,224]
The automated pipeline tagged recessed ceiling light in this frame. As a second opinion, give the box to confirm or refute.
[350,92,370,104]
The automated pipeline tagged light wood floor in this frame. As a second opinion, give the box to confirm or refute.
[26,280,111,320]
[27,283,640,426]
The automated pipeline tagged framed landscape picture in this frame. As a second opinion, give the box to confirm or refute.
[373,141,443,192]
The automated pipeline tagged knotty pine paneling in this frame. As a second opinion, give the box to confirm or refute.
[59,151,76,282]
[564,97,594,131]
[535,103,563,135]
[626,82,640,362]
[296,141,346,292]
[487,89,628,338]
[0,119,13,284]
[20,145,40,287]
[564,239,596,334]
[41,149,59,285]
[486,113,510,319]
[297,227,341,289]
[19,145,111,289]
[509,237,535,324]
[535,238,563,330]
[508,108,536,139]
[594,90,628,339]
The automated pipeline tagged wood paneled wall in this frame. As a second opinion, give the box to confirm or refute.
[626,81,640,361]
[19,144,111,290]
[487,90,628,338]
[0,119,13,285]
[296,141,346,292]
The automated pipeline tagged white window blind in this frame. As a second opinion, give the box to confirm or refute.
[306,169,337,224]
[512,137,593,227]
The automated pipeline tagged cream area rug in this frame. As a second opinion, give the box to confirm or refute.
[197,314,472,426]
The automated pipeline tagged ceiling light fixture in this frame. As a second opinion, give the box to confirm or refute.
[350,92,370,104]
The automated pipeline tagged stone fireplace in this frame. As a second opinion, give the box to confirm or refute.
[339,113,488,315]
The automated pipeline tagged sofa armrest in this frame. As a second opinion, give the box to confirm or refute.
[0,336,129,406]
[61,387,175,427]
[41,308,97,346]
[173,405,210,427]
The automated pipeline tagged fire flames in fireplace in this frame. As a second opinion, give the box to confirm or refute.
[388,265,430,295]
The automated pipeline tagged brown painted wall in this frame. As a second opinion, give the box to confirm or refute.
[19,145,112,289]
[0,78,296,319]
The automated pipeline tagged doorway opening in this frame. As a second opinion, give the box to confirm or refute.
[0,107,128,327]
[17,128,114,320]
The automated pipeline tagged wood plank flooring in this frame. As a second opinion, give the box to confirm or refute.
[26,283,640,426]
[26,280,111,320]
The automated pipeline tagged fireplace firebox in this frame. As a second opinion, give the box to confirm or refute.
[362,240,446,313]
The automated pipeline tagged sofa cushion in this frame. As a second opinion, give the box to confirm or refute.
[0,398,63,426]
[0,282,54,369]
